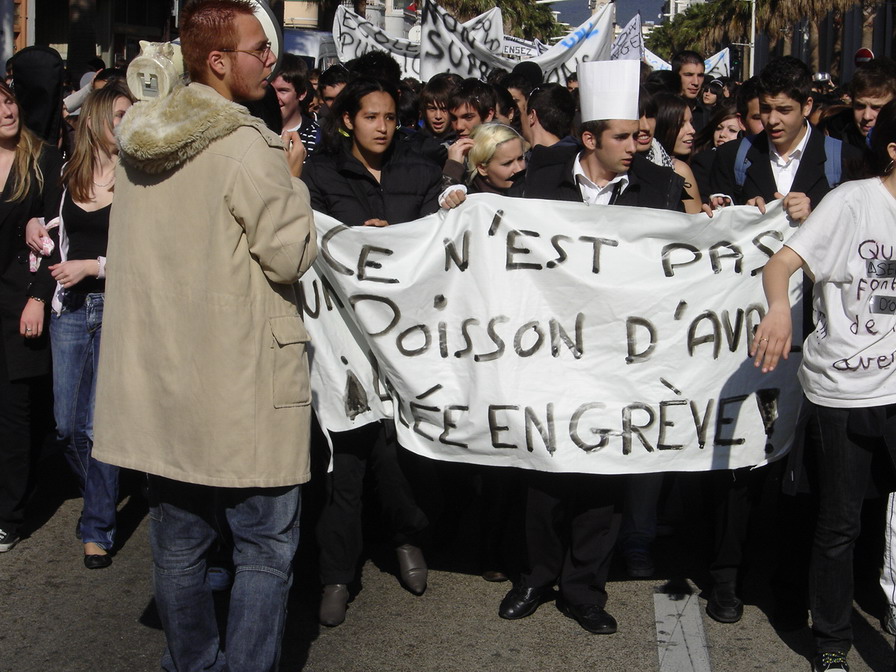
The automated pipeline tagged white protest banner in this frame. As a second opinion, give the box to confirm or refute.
[420,0,614,83]
[611,13,644,61]
[643,48,728,76]
[302,195,804,475]
[706,47,730,78]
[504,35,544,61]
[645,48,670,70]
[333,5,504,79]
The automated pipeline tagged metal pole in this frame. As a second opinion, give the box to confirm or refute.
[749,0,756,76]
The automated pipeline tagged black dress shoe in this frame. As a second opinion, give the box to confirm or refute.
[557,600,618,634]
[706,584,743,623]
[499,585,549,620]
[395,544,427,595]
[84,554,112,570]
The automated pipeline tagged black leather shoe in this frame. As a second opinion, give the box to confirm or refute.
[706,584,743,623]
[84,554,112,570]
[558,600,618,634]
[499,585,549,620]
[395,544,427,595]
[319,584,350,627]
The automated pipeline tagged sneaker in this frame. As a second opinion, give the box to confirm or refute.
[884,607,896,636]
[813,651,849,672]
[0,528,20,552]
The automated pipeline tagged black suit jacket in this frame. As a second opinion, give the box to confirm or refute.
[709,128,862,208]
[0,145,62,381]
[520,143,685,212]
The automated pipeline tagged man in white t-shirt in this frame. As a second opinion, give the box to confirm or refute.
[750,104,896,670]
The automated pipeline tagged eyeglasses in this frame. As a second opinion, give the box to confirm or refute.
[219,41,272,64]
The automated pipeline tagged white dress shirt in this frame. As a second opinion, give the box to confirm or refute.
[573,153,629,205]
[769,121,811,196]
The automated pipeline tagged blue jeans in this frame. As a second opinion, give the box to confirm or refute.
[148,476,301,672]
[51,293,118,549]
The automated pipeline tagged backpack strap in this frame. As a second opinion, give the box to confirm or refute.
[823,134,843,188]
[733,135,753,190]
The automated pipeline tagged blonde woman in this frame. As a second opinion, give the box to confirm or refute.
[0,80,63,553]
[36,82,134,568]
[466,123,528,195]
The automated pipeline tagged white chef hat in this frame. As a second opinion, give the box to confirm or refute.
[578,60,641,123]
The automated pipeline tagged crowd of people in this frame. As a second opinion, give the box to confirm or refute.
[1,1,895,671]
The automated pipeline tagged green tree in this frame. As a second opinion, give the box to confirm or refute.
[422,0,559,40]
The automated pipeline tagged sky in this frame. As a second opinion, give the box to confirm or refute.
[556,0,667,28]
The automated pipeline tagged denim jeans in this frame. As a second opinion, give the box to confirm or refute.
[51,293,118,549]
[148,475,301,672]
[808,401,895,654]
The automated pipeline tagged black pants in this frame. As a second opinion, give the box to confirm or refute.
[704,465,768,587]
[0,374,43,535]
[520,471,622,607]
[316,421,428,585]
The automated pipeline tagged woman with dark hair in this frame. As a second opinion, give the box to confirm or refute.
[701,78,725,110]
[654,92,696,161]
[43,82,134,568]
[0,80,62,553]
[751,99,896,672]
[651,92,704,213]
[302,77,443,627]
[691,103,743,199]
[303,77,442,227]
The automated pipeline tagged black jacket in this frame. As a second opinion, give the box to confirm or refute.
[709,128,862,208]
[519,143,686,212]
[0,145,62,381]
[302,140,442,227]
[690,146,717,202]
[399,126,452,167]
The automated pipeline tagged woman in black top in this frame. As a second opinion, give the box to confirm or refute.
[302,78,442,627]
[302,78,442,228]
[45,82,134,568]
[0,80,62,553]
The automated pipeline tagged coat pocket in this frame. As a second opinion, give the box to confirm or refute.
[269,315,311,408]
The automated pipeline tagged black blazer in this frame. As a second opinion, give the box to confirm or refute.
[690,147,716,203]
[520,143,686,212]
[0,144,63,381]
[709,128,862,208]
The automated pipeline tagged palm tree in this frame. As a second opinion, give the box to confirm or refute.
[439,0,559,40]
[861,0,882,48]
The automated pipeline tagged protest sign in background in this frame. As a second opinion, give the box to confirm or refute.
[302,195,804,475]
[419,0,613,81]
[705,47,730,78]
[333,6,504,79]
[611,13,644,61]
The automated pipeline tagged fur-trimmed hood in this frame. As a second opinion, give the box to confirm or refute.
[116,82,261,174]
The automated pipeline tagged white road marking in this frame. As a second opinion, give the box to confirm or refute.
[655,583,712,672]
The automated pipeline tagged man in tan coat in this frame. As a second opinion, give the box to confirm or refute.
[92,1,317,670]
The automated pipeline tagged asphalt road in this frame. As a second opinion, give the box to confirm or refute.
[3,449,895,672]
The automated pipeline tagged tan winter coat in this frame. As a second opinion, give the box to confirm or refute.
[92,83,317,487]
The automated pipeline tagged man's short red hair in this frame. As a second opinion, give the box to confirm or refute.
[179,0,255,84]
